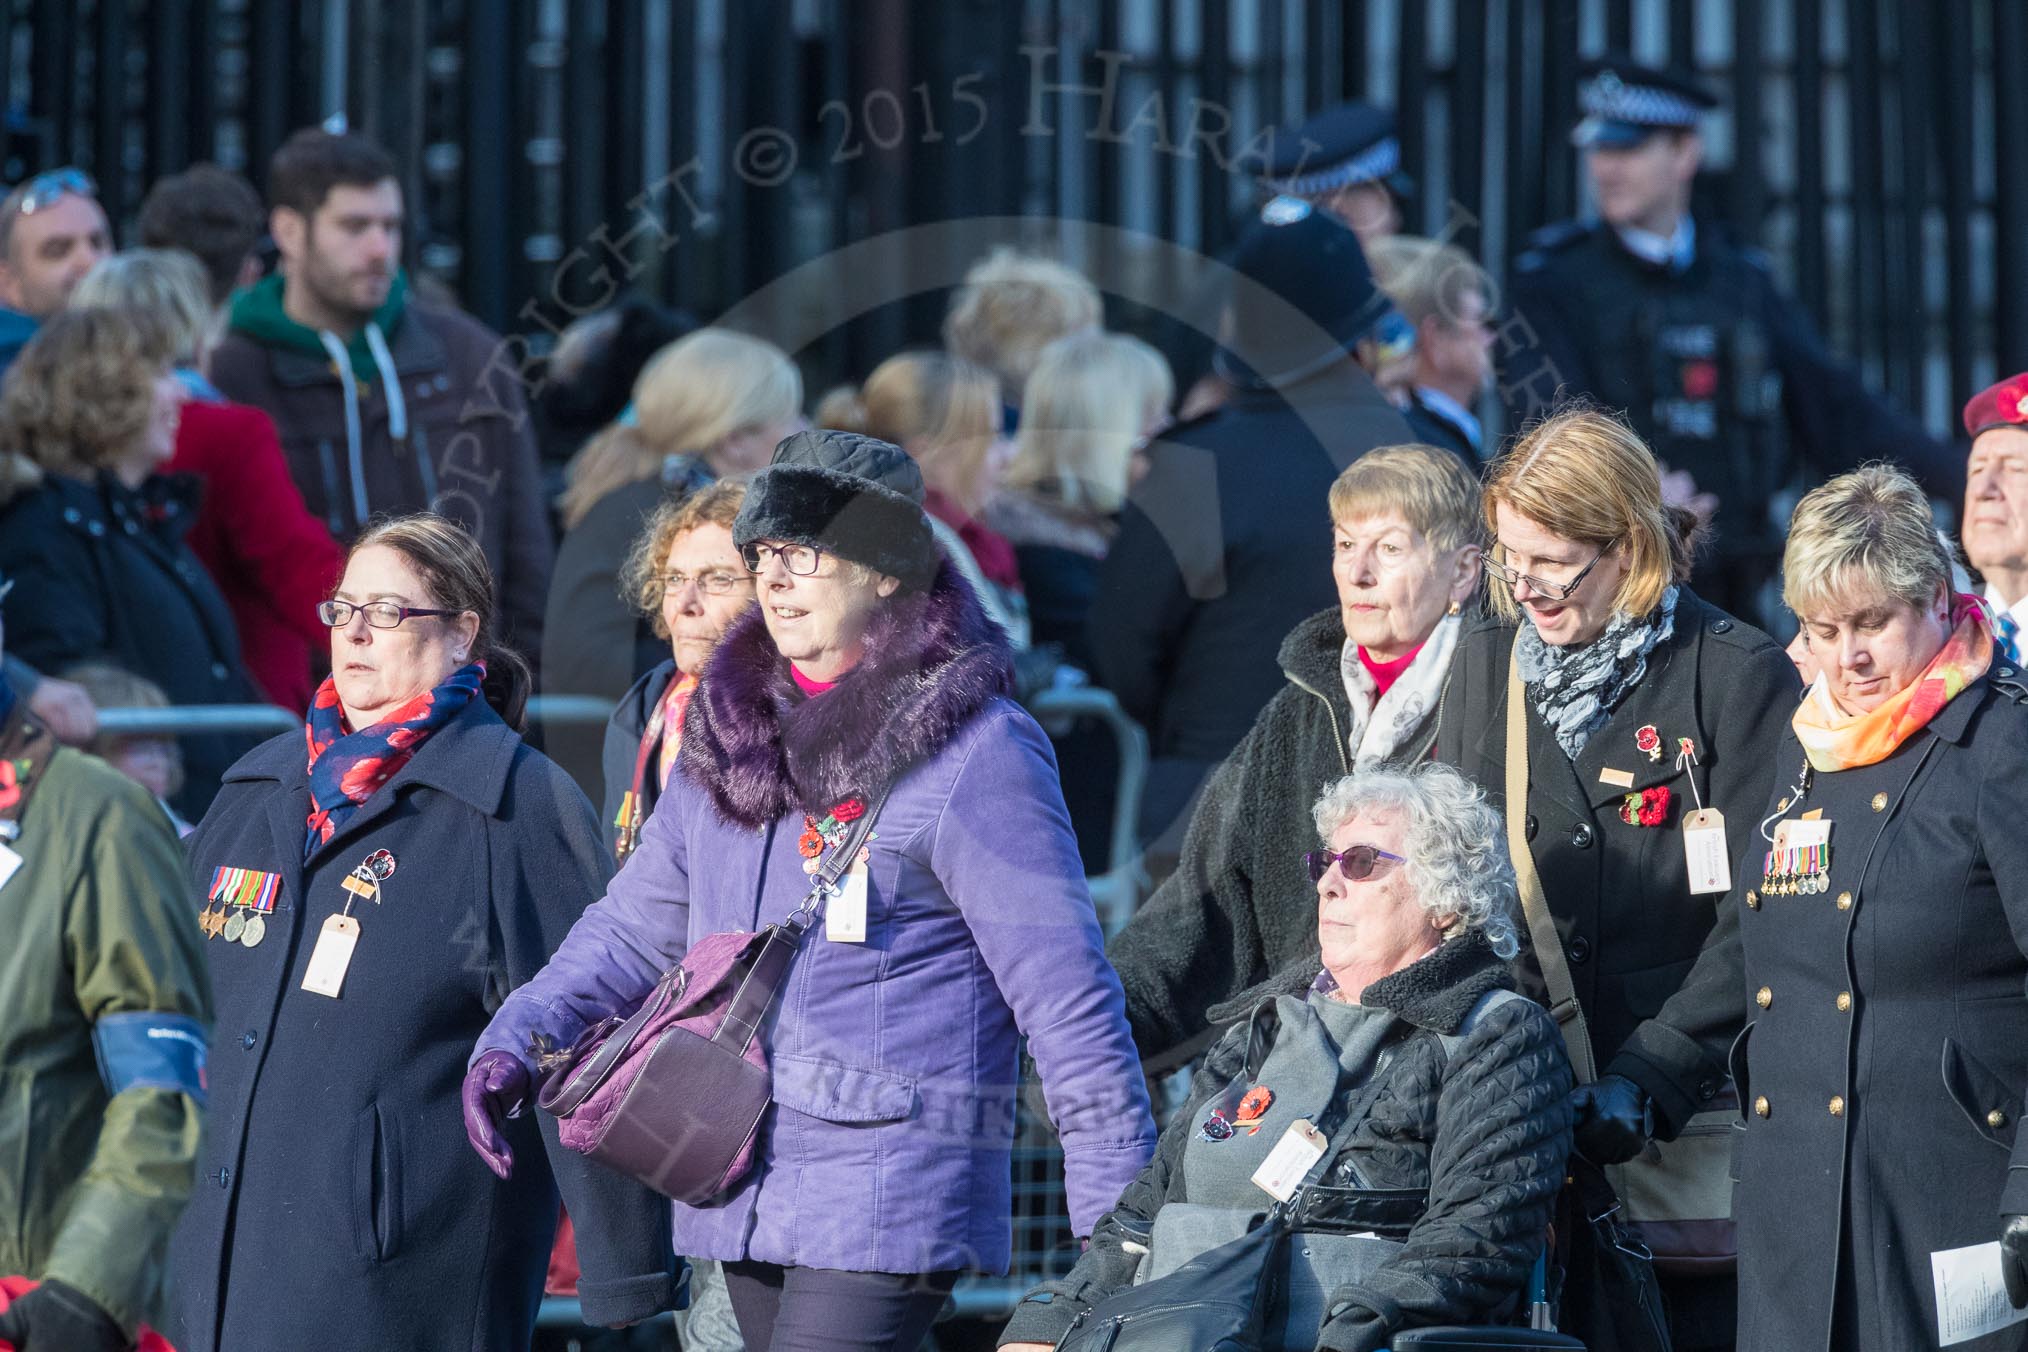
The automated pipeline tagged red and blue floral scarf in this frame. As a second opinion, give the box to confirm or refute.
[304,661,485,857]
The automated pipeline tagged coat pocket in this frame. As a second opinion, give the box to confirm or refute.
[769,1053,918,1125]
[1725,1020,1754,1122]
[350,1101,404,1262]
[1941,1036,2022,1152]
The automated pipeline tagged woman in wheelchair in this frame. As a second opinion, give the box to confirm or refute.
[1001,763,1575,1352]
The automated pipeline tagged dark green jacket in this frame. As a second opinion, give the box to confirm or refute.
[0,731,209,1333]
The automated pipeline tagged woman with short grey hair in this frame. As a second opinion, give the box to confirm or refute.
[1003,761,1573,1351]
[1610,463,2028,1351]
[1309,766,1521,962]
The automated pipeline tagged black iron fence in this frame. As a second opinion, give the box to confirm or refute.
[5,0,2017,432]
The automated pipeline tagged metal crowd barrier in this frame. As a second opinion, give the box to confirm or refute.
[103,688,1150,1333]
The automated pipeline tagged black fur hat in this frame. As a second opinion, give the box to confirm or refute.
[733,429,943,591]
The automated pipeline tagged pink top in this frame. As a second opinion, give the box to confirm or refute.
[790,664,841,697]
[1357,641,1424,700]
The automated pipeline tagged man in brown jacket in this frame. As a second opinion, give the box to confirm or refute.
[209,129,553,660]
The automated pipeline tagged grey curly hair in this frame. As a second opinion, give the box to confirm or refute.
[1311,764,1521,960]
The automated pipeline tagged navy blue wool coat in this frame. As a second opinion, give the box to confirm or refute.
[166,696,679,1352]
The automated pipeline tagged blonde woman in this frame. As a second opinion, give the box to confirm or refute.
[1620,465,2028,1352]
[543,329,802,790]
[991,331,1173,663]
[1432,405,1797,1352]
[838,349,1029,645]
[941,247,1101,410]
[72,249,344,711]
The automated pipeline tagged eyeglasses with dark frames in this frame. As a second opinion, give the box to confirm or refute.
[1303,844,1408,884]
[1482,540,1618,602]
[318,599,467,630]
[739,541,824,576]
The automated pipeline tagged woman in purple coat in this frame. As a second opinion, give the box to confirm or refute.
[465,429,1156,1350]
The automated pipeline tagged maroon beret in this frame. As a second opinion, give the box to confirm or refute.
[1963,372,2028,438]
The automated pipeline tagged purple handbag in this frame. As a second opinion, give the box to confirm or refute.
[534,788,887,1204]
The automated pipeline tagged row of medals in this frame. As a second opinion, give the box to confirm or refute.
[201,903,267,947]
[1759,845,1829,896]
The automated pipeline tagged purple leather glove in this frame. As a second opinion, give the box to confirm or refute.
[462,1049,531,1180]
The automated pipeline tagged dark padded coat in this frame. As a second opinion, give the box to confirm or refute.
[1001,934,1575,1352]
[1107,607,1448,1067]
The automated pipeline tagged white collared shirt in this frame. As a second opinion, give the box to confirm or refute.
[1413,386,1484,457]
[1615,216,1697,272]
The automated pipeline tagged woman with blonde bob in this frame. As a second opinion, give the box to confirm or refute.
[990,331,1173,663]
[831,349,1029,645]
[1613,465,2028,1351]
[544,328,803,788]
[1433,405,1797,1352]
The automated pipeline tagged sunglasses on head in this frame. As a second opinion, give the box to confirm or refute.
[13,168,94,217]
[1304,844,1407,884]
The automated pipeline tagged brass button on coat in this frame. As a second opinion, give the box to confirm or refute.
[1871,792,1888,811]
[1746,889,1760,909]
[1836,992,1852,1012]
[1829,1095,1845,1116]
[1754,1095,1771,1118]
[1836,891,1853,910]
[1755,986,1773,1009]
[1990,1109,2009,1129]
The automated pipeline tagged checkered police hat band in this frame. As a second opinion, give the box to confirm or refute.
[1267,136,1402,197]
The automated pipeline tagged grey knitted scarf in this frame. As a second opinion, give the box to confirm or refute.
[1515,586,1678,759]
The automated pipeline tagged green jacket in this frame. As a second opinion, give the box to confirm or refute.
[0,721,210,1334]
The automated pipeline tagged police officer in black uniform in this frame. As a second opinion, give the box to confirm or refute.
[1257,100,1414,248]
[1503,58,1958,629]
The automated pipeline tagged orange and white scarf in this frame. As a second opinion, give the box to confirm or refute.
[1792,594,1993,772]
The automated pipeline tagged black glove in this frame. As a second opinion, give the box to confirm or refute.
[2002,1214,2028,1309]
[1570,1073,1655,1165]
[0,1279,131,1352]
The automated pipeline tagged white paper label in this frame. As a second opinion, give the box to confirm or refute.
[1773,817,1831,854]
[0,842,20,893]
[1682,808,1732,896]
[301,914,361,998]
[1251,1118,1328,1202]
[825,863,869,943]
[1931,1241,2028,1345]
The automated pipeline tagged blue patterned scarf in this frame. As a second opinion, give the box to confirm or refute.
[304,662,485,857]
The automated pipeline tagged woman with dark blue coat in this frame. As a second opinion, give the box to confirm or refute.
[166,514,680,1352]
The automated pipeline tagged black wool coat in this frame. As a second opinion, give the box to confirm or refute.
[1002,934,1574,1352]
[1085,367,1412,848]
[1107,607,1445,1066]
[1433,588,1799,1131]
[0,470,260,817]
[166,696,680,1352]
[1620,668,2028,1352]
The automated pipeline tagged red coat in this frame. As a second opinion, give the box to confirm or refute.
[167,400,343,711]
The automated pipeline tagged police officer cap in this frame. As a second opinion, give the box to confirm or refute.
[1213,197,1395,391]
[1572,56,1718,149]
[1258,101,1414,200]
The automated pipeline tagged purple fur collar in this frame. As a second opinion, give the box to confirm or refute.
[678,560,1016,828]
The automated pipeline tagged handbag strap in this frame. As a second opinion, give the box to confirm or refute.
[1505,643,1600,1084]
[714,780,898,1057]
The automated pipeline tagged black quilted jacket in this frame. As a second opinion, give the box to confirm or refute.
[1000,933,1574,1352]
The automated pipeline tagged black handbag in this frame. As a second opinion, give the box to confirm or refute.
[1549,1157,1674,1352]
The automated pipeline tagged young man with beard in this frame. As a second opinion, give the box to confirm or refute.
[209,130,553,661]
